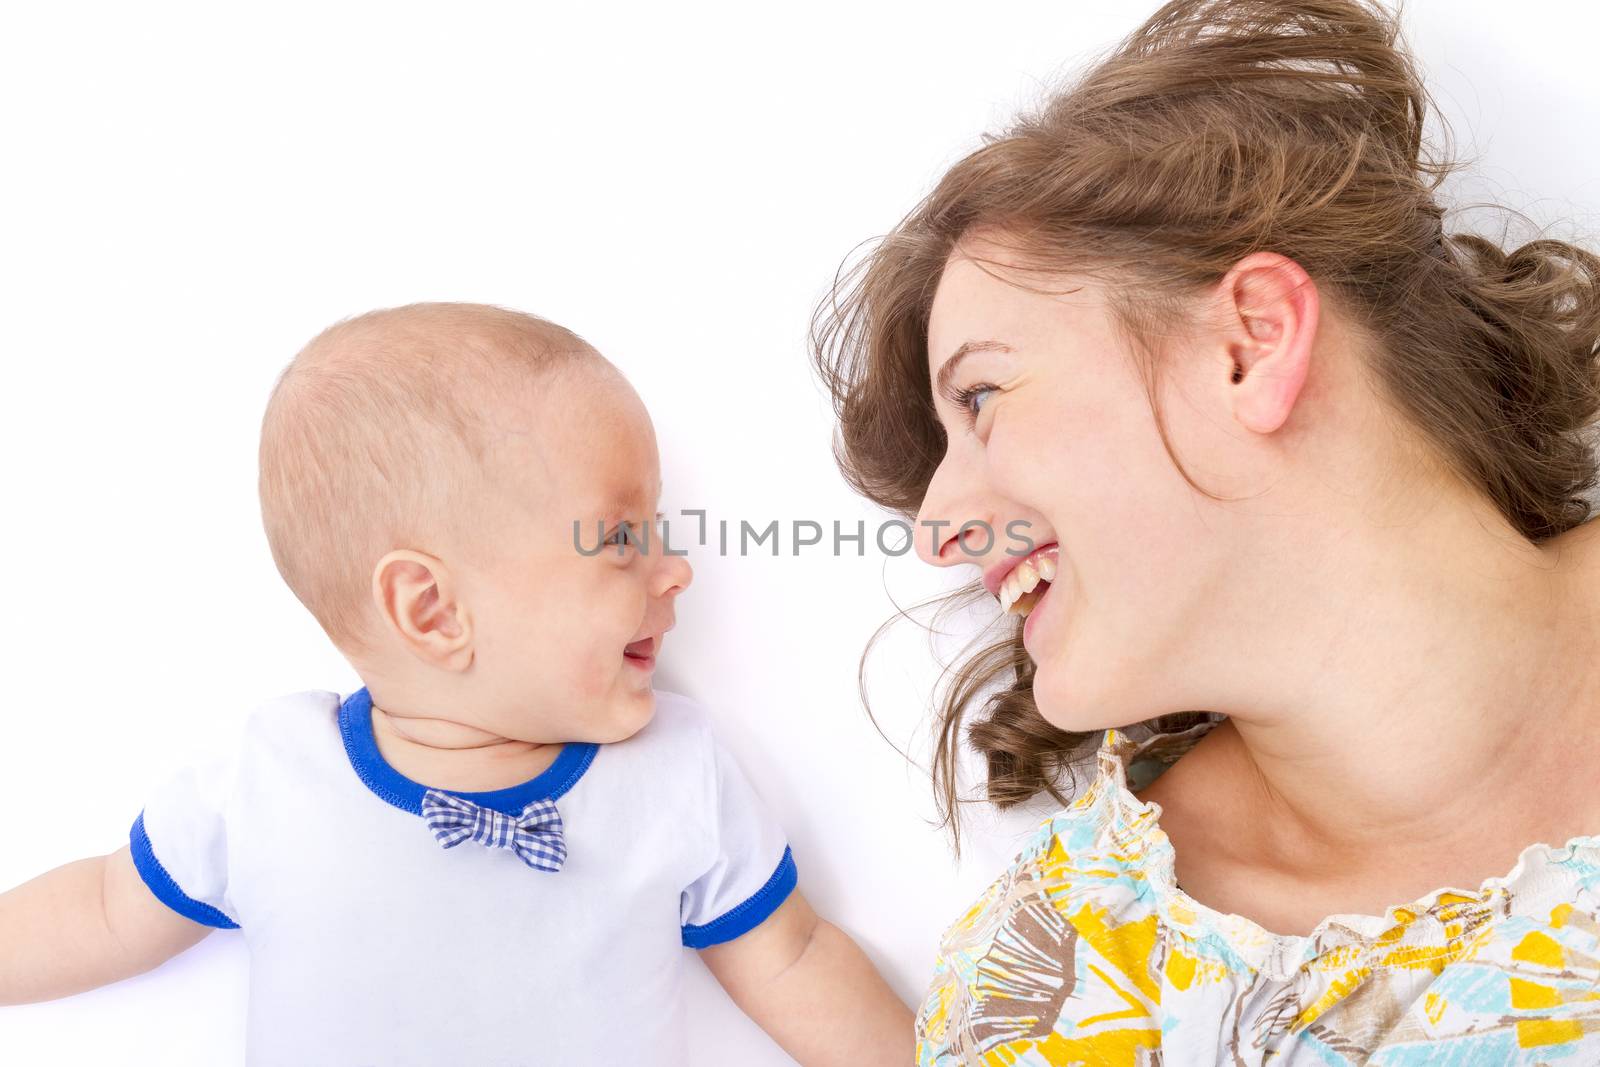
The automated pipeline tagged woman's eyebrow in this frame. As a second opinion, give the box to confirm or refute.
[934,340,1013,396]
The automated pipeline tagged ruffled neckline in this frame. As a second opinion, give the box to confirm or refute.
[1071,718,1600,980]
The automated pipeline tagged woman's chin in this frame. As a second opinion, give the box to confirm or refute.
[1029,657,1084,732]
[1030,645,1139,736]
[1033,673,1164,737]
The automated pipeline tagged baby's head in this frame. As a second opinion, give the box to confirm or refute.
[258,302,691,744]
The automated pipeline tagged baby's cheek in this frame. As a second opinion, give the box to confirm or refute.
[566,650,612,701]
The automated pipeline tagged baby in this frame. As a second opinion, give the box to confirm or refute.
[0,303,911,1064]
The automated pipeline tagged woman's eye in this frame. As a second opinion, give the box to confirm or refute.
[952,384,998,426]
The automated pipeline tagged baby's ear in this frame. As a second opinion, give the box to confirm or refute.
[370,549,473,670]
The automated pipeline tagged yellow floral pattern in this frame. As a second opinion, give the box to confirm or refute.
[916,723,1600,1064]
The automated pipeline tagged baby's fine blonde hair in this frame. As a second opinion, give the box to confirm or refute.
[258,302,599,656]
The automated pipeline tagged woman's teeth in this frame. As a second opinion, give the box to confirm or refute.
[998,549,1057,616]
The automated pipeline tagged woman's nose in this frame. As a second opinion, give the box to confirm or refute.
[915,459,990,568]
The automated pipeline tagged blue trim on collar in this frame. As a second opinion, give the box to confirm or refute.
[338,687,598,817]
[681,846,798,949]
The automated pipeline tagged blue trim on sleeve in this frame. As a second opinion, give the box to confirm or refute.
[682,846,798,949]
[128,812,240,930]
[338,686,599,818]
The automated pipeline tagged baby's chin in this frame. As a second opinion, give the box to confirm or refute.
[578,685,658,745]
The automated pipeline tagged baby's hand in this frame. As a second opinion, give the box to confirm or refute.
[699,890,913,1066]
[0,845,211,1005]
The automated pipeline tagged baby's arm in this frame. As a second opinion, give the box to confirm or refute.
[0,845,211,1005]
[700,889,912,1066]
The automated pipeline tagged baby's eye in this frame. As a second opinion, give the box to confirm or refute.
[603,513,665,551]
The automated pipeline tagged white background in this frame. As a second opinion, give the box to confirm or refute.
[1,1,1596,1063]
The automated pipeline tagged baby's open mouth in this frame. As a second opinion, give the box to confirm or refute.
[623,637,655,661]
[998,545,1058,617]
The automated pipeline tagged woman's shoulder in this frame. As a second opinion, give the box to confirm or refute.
[934,717,1217,955]
[917,720,1211,1061]
[918,713,1600,1065]
[1010,712,1224,859]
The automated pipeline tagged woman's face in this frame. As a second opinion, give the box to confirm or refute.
[915,239,1253,731]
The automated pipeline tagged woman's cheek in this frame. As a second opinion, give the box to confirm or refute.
[989,411,1066,513]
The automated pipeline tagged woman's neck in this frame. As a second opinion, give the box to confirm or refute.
[1196,498,1600,877]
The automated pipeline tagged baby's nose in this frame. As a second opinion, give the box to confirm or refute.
[654,550,692,597]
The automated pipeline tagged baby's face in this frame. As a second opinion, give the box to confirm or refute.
[461,366,692,745]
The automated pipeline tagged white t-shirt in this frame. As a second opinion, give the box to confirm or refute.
[128,686,796,1066]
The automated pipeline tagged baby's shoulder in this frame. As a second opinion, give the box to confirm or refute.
[160,687,341,760]
[239,688,345,744]
[137,689,348,819]
[168,688,348,782]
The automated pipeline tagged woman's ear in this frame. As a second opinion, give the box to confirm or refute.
[370,549,474,672]
[1220,253,1319,435]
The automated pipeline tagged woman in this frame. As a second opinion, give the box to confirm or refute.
[813,0,1600,1062]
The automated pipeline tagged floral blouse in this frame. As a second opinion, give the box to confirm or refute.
[915,718,1600,1064]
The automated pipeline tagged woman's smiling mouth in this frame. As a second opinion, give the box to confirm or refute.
[987,543,1059,616]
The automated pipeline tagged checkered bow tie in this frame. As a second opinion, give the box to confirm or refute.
[420,789,567,872]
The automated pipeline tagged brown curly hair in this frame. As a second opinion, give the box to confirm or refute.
[810,0,1600,853]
